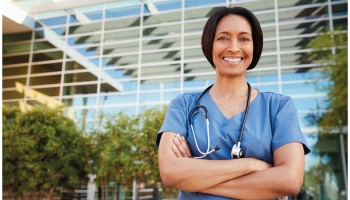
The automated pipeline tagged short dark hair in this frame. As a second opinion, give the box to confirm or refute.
[201,7,263,70]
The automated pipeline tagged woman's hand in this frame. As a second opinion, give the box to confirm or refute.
[172,134,192,157]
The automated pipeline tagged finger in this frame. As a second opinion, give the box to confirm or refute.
[172,145,182,157]
[281,197,285,200]
[173,137,187,157]
[180,135,192,156]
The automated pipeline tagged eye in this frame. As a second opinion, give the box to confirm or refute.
[241,37,250,41]
[218,36,228,40]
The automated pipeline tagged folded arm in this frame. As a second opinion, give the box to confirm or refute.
[158,131,272,192]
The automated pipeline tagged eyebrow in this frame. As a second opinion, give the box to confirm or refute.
[216,31,252,37]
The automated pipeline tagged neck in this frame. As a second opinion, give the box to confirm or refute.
[212,73,248,99]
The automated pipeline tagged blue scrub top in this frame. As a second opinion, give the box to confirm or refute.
[156,89,311,200]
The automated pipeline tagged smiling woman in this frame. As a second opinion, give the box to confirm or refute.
[157,7,310,200]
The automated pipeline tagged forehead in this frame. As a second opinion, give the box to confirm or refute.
[215,14,252,35]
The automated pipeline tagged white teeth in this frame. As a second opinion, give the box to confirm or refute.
[224,58,241,62]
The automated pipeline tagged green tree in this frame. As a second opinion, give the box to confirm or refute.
[306,28,348,133]
[2,105,88,199]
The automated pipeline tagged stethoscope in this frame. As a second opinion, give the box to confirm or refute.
[189,82,251,159]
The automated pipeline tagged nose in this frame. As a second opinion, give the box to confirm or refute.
[228,39,240,52]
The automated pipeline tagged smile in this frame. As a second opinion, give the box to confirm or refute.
[222,57,243,64]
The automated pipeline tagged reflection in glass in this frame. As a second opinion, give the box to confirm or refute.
[230,0,274,11]
[292,97,329,111]
[278,0,326,8]
[65,108,96,120]
[66,46,100,58]
[184,48,204,60]
[62,96,97,107]
[183,75,216,88]
[280,51,330,66]
[143,24,181,38]
[70,10,103,23]
[184,61,212,74]
[256,55,277,68]
[164,91,181,101]
[3,55,30,65]
[261,26,276,39]
[102,68,138,80]
[184,21,206,33]
[3,101,23,108]
[332,3,347,16]
[63,84,98,95]
[65,59,99,71]
[67,34,101,46]
[27,87,61,98]
[3,32,32,43]
[262,40,277,53]
[184,35,201,46]
[3,66,28,76]
[34,40,64,50]
[143,11,181,25]
[3,43,31,54]
[105,5,141,19]
[103,42,139,55]
[3,90,25,100]
[255,12,275,24]
[185,6,224,20]
[64,72,98,83]
[32,51,64,62]
[141,64,181,77]
[246,70,278,83]
[68,22,102,35]
[279,20,329,37]
[38,16,67,27]
[142,37,181,51]
[333,18,347,30]
[102,54,138,67]
[100,81,137,93]
[282,81,328,96]
[35,27,66,39]
[99,106,136,117]
[142,50,180,63]
[256,84,279,93]
[279,6,328,22]
[99,94,137,105]
[281,68,323,81]
[139,92,159,103]
[144,0,182,13]
[3,78,27,88]
[105,17,140,31]
[140,78,181,90]
[29,75,61,86]
[104,29,139,42]
[280,36,316,51]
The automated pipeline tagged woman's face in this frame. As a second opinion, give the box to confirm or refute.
[212,14,254,77]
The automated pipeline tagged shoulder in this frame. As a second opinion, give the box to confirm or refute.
[168,91,201,112]
[258,90,293,107]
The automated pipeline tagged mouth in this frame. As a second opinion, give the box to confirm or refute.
[222,57,243,64]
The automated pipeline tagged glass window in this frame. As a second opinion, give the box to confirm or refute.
[144,0,182,13]
[262,26,276,39]
[104,29,140,43]
[184,48,204,60]
[64,72,98,83]
[66,46,101,58]
[141,64,181,77]
[333,18,347,30]
[98,106,136,117]
[278,6,328,22]
[142,50,181,63]
[34,39,64,51]
[332,3,347,16]
[65,59,100,71]
[282,81,327,96]
[3,55,30,65]
[70,10,103,23]
[38,16,67,27]
[102,54,138,67]
[3,90,25,100]
[143,24,181,38]
[67,34,101,46]
[246,70,279,83]
[278,0,326,8]
[105,5,141,19]
[26,99,60,108]
[62,96,97,107]
[185,6,225,20]
[143,11,181,25]
[255,12,275,24]
[100,81,137,93]
[3,43,31,54]
[63,84,98,95]
[103,42,139,55]
[139,92,160,104]
[281,68,323,81]
[184,61,213,74]
[140,77,181,90]
[280,36,317,51]
[68,22,102,35]
[184,35,201,47]
[280,51,330,66]
[292,97,329,111]
[163,90,181,101]
[230,0,274,12]
[262,40,277,53]
[35,27,66,39]
[101,67,138,80]
[279,20,329,37]
[143,37,180,51]
[3,78,27,88]
[99,94,137,105]
[29,75,61,86]
[183,74,216,88]
[3,66,28,76]
[27,87,61,98]
[105,17,140,31]
[68,4,103,13]
[32,51,64,62]
[65,108,96,120]
[3,101,23,108]
[256,84,279,93]
[185,0,225,8]
[184,21,206,33]
[256,55,278,68]
[3,32,32,43]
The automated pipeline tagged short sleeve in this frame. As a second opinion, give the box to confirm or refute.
[156,95,188,147]
[272,96,311,155]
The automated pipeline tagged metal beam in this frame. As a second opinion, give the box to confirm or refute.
[30,0,127,14]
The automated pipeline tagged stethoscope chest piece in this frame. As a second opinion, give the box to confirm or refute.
[231,142,243,159]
